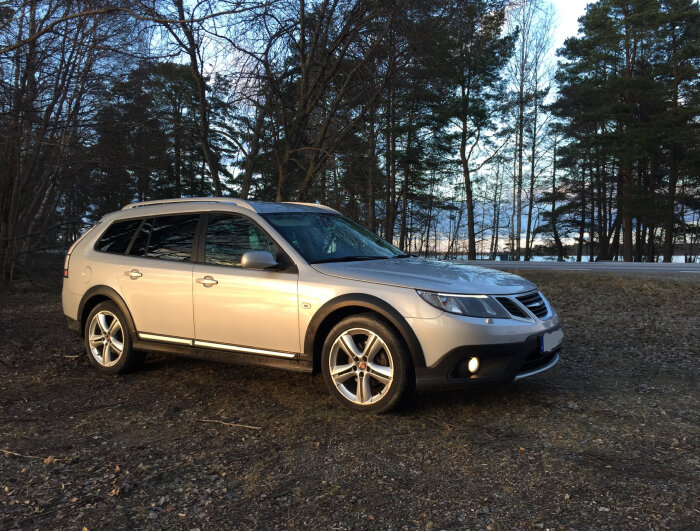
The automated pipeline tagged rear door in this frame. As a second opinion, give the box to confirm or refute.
[114,214,200,342]
[192,213,299,356]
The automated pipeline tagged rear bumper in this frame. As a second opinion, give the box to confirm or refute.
[66,315,81,335]
[414,328,561,390]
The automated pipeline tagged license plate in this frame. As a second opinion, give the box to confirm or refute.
[540,329,564,353]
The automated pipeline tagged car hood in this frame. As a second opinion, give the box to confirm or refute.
[311,257,536,295]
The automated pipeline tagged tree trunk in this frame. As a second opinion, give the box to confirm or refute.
[516,87,524,260]
[621,154,634,261]
[384,85,396,244]
[550,140,563,261]
[662,145,678,262]
[398,166,409,251]
[589,168,595,261]
[459,80,477,260]
[490,164,502,259]
[241,105,267,200]
[577,164,586,262]
[175,0,221,196]
[173,98,182,197]
[596,156,609,260]
[367,106,377,232]
[398,136,410,251]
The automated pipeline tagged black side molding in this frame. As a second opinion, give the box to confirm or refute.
[303,293,426,369]
[130,338,311,373]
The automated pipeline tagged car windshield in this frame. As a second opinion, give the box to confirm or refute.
[262,212,405,264]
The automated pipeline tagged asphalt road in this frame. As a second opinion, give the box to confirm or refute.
[455,259,700,274]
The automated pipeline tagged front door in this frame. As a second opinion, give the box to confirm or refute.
[192,213,299,356]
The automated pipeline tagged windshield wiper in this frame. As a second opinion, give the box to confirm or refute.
[311,256,390,264]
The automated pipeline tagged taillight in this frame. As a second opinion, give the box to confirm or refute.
[63,252,71,278]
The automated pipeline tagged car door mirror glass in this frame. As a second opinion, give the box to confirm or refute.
[241,251,278,270]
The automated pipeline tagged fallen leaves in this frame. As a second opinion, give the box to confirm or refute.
[1,448,63,464]
[0,276,697,529]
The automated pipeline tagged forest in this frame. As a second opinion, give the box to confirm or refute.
[1,0,699,282]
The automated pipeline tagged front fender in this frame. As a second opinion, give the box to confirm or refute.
[303,293,426,370]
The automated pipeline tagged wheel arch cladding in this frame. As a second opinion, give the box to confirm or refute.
[304,293,426,373]
[79,286,136,338]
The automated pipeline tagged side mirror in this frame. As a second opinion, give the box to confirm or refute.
[241,250,279,270]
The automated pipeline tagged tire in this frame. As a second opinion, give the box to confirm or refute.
[321,314,413,413]
[84,301,143,374]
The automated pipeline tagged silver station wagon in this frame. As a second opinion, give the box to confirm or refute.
[62,198,562,412]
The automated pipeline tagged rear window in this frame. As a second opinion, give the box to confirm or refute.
[95,219,141,254]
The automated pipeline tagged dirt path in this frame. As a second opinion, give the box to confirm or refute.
[1,273,698,529]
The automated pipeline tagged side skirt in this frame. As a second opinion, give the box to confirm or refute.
[131,338,313,374]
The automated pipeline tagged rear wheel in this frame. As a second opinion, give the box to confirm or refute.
[84,301,143,374]
[321,314,413,413]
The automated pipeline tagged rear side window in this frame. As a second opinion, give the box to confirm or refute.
[95,219,141,254]
[129,219,152,257]
[129,214,199,261]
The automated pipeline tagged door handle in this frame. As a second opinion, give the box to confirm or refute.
[196,275,218,287]
[125,269,142,280]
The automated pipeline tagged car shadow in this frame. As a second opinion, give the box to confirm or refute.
[400,377,572,415]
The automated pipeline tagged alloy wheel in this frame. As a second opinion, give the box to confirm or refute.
[87,310,124,367]
[328,327,394,405]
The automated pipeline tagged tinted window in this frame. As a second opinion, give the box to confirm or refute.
[96,219,141,254]
[129,219,152,257]
[205,214,277,267]
[130,215,199,261]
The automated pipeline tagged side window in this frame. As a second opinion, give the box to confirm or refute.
[129,215,199,261]
[96,219,141,254]
[129,219,153,257]
[205,214,277,267]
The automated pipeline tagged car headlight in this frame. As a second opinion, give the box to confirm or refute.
[417,290,510,319]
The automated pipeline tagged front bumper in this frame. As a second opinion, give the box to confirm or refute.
[414,327,561,390]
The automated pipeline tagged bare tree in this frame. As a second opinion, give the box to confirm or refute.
[522,2,553,259]
[215,0,399,201]
[131,1,274,196]
[506,0,551,259]
[0,1,141,280]
[450,1,512,260]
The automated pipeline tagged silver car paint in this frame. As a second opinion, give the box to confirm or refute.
[311,258,537,295]
[62,199,561,370]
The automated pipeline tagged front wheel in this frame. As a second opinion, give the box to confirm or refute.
[84,301,143,374]
[321,314,413,413]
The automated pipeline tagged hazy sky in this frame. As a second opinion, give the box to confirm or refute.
[551,0,593,53]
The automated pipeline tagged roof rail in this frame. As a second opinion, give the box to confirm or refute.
[282,201,338,213]
[122,197,254,211]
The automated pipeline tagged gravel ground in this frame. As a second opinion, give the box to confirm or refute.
[1,272,698,530]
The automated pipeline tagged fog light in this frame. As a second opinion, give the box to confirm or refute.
[467,357,479,374]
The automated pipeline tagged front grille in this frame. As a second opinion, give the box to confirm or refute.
[516,291,549,318]
[496,297,528,318]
